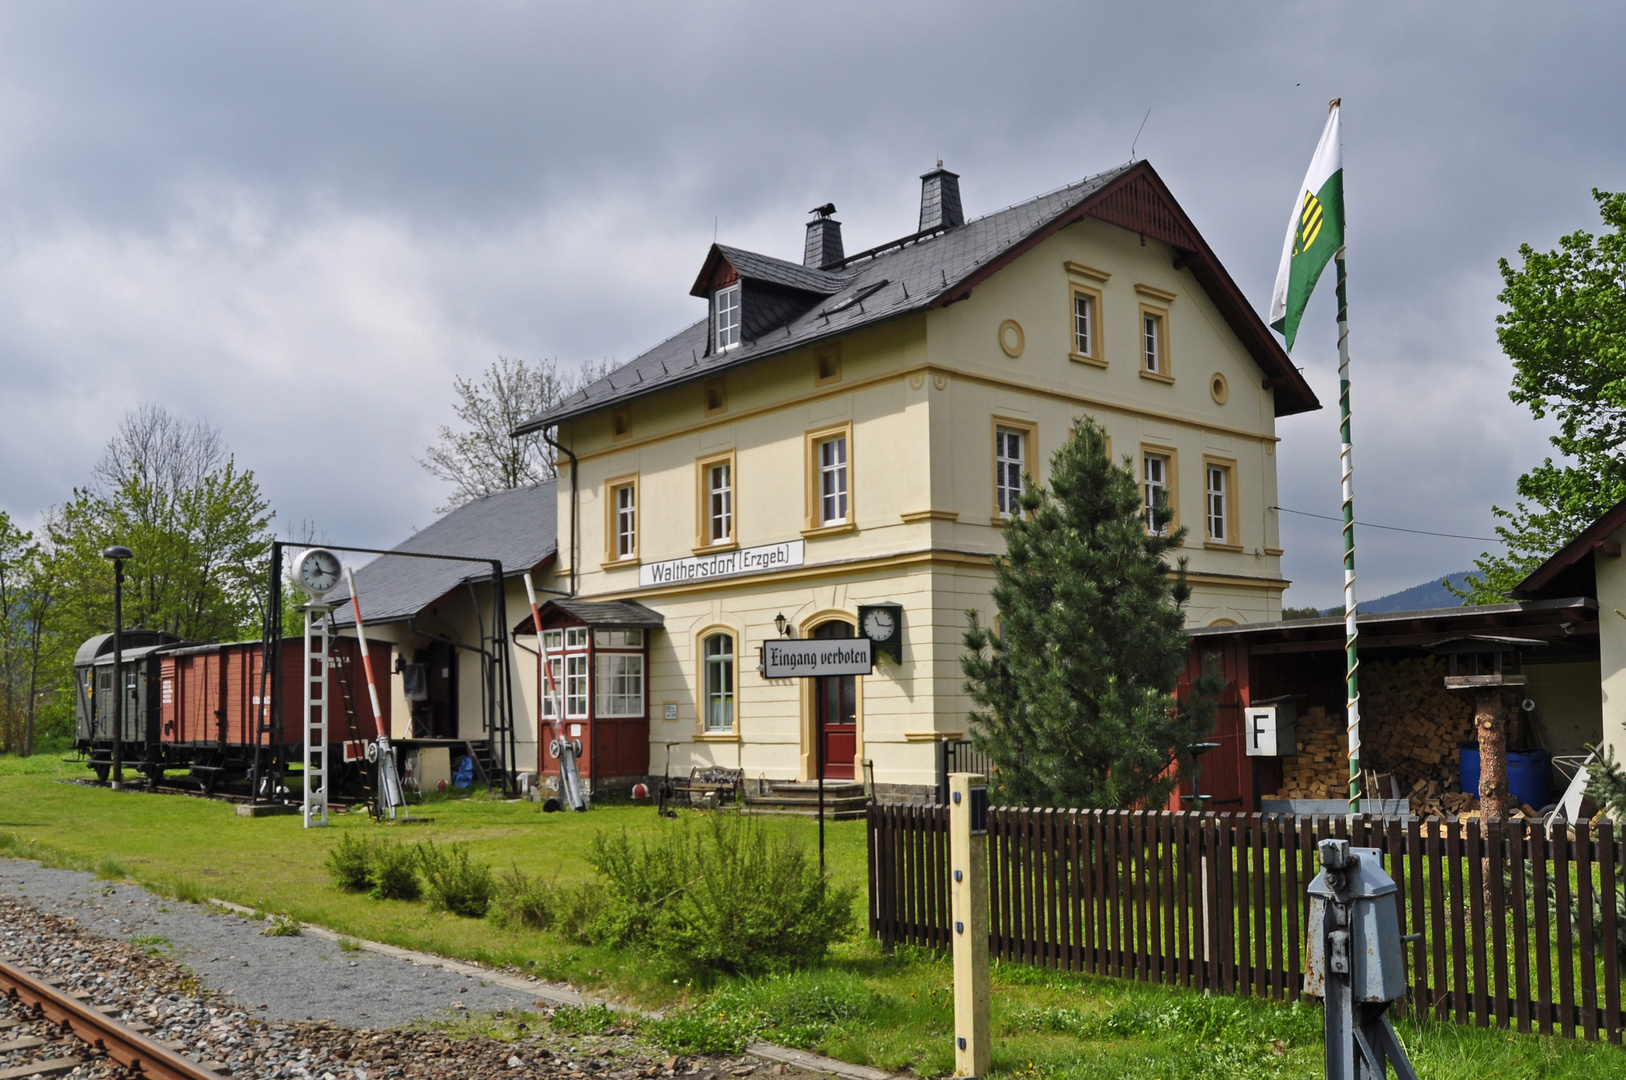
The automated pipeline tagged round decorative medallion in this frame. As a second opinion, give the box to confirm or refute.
[1210,372,1230,405]
[998,319,1025,358]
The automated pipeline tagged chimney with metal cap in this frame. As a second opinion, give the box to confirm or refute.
[919,162,964,232]
[804,203,844,269]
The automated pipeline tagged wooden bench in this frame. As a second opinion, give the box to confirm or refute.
[672,766,743,804]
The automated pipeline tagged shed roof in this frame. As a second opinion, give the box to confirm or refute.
[515,161,1319,434]
[1511,493,1626,600]
[1186,598,1597,657]
[517,599,666,634]
[331,481,557,627]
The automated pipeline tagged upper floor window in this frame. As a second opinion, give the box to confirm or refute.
[995,427,1026,519]
[1205,462,1232,544]
[1142,309,1168,377]
[609,479,637,561]
[1073,292,1095,359]
[714,284,741,351]
[1144,452,1171,535]
[818,435,848,525]
[708,461,733,543]
[703,632,735,732]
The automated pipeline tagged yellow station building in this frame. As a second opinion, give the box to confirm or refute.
[514,161,1319,799]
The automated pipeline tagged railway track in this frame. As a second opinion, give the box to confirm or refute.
[0,958,222,1079]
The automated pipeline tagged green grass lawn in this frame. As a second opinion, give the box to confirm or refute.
[2,753,1620,1078]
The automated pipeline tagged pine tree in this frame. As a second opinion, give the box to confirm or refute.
[961,417,1222,809]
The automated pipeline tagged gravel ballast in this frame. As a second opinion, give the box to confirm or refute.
[0,858,847,1080]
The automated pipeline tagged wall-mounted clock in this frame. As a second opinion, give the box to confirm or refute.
[857,603,903,664]
[293,547,342,599]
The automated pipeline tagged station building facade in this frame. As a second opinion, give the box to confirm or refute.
[516,161,1320,798]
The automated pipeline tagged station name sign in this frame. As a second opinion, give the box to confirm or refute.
[639,539,805,589]
[761,638,873,679]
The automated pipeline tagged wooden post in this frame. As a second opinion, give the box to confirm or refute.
[1473,687,1510,822]
[949,772,990,1079]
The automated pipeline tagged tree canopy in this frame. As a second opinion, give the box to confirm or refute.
[1455,189,1626,602]
[961,417,1221,809]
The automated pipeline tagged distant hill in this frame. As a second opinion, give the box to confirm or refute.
[1362,572,1476,613]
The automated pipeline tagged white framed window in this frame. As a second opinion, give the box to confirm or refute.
[818,435,848,525]
[715,283,741,351]
[708,461,733,543]
[1144,453,1170,535]
[612,482,636,560]
[564,654,589,717]
[1073,293,1094,357]
[564,627,589,650]
[595,653,644,717]
[542,629,563,651]
[703,632,735,732]
[1143,310,1166,374]
[995,427,1025,519]
[540,656,564,720]
[593,629,643,648]
[1206,464,1228,543]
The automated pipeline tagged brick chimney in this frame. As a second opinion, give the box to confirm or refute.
[804,203,843,269]
[918,162,964,232]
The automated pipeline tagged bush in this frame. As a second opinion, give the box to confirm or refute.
[259,915,302,937]
[588,815,857,976]
[325,833,373,892]
[489,863,603,941]
[417,840,495,917]
[368,840,421,901]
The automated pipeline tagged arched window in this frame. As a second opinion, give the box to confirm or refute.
[703,632,735,732]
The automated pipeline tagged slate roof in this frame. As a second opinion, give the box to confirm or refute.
[691,245,847,297]
[515,161,1318,434]
[330,481,557,627]
[518,599,666,633]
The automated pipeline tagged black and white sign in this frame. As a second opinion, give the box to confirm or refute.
[639,539,805,589]
[761,637,873,678]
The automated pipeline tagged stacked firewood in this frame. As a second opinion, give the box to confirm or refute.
[1359,656,1478,792]
[1275,705,1350,799]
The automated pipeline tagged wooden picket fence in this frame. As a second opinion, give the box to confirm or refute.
[866,804,1626,1043]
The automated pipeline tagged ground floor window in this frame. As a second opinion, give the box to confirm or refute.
[565,654,589,717]
[703,632,735,731]
[596,652,644,717]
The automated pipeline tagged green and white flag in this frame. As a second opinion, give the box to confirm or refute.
[1269,103,1344,351]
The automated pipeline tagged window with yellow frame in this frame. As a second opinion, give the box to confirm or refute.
[604,474,639,563]
[694,450,737,551]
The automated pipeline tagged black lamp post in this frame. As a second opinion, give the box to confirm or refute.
[101,546,132,791]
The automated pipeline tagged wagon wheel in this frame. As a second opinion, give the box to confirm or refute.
[92,764,110,785]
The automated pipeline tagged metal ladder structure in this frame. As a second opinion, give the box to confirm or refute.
[302,603,332,827]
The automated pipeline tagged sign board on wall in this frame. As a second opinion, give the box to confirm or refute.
[761,638,873,679]
[639,540,805,589]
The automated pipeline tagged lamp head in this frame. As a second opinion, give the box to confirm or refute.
[774,612,788,637]
[101,545,133,561]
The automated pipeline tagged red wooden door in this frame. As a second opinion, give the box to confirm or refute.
[814,622,857,780]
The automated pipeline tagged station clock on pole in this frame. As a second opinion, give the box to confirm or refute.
[857,603,903,664]
[293,547,342,599]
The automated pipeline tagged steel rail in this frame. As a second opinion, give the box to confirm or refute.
[0,958,221,1080]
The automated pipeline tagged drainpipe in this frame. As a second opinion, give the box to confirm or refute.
[541,429,579,598]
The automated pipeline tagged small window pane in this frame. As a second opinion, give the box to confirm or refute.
[543,629,563,651]
[565,655,589,717]
[1144,454,1169,535]
[541,657,564,719]
[709,462,732,542]
[715,284,741,350]
[1144,314,1161,372]
[565,627,588,649]
[1206,465,1228,542]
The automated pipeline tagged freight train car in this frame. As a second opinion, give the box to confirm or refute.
[75,633,393,794]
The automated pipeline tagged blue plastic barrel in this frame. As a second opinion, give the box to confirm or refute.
[1457,745,1550,808]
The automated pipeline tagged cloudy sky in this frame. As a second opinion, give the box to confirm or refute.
[1,2,1622,609]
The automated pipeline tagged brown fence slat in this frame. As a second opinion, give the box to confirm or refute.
[1068,810,1083,972]
[1601,822,1621,1045]
[1218,815,1235,994]
[1446,820,1468,1025]
[1488,819,1509,1030]
[1509,819,1531,1034]
[1049,808,1063,969]
[1576,822,1597,1042]
[1555,824,1575,1039]
[1178,811,1193,987]
[1161,813,1177,985]
[1531,823,1553,1036]
[1467,820,1488,1027]
[1406,817,1427,1016]
[1093,810,1109,976]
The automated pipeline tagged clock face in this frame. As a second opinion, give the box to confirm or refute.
[296,548,341,597]
[862,608,896,642]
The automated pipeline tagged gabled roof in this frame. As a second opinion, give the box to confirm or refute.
[1511,493,1626,600]
[516,598,666,634]
[690,245,848,297]
[515,161,1319,435]
[331,481,557,627]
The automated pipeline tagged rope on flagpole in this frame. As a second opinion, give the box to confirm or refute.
[1335,252,1361,816]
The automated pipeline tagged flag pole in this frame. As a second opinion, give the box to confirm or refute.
[1335,245,1361,816]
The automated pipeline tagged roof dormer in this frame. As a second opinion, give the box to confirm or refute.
[690,244,848,355]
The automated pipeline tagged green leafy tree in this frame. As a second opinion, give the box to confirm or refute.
[1454,190,1626,602]
[961,417,1222,809]
[0,515,60,755]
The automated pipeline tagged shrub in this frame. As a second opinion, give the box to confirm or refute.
[417,840,495,917]
[259,915,302,937]
[588,815,857,976]
[368,840,421,901]
[490,863,604,941]
[325,833,373,892]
